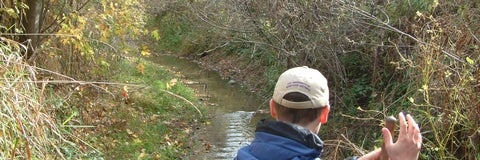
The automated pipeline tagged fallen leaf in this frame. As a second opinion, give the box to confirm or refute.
[141,45,151,56]
[126,129,138,138]
[133,138,142,144]
[126,129,133,135]
[137,148,146,160]
[137,63,145,74]
[183,128,192,134]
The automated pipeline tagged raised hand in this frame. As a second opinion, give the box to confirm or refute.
[381,112,422,160]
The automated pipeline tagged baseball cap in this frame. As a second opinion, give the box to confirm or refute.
[272,66,329,109]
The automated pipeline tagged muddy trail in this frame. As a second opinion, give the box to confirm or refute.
[149,55,271,159]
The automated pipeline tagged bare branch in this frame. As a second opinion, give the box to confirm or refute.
[339,0,464,62]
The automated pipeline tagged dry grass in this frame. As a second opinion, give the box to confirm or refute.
[0,38,77,159]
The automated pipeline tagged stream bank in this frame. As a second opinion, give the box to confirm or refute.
[182,51,276,99]
[149,54,271,159]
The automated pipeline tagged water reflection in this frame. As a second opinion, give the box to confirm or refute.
[212,111,255,159]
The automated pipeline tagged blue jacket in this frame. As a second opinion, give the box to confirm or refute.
[235,120,324,160]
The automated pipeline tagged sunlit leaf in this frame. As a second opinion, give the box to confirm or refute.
[444,70,452,78]
[137,150,147,159]
[126,128,134,135]
[466,57,475,65]
[133,138,142,144]
[164,135,173,146]
[151,30,161,41]
[141,46,151,56]
[183,128,192,134]
[0,8,18,18]
[101,60,110,67]
[166,79,177,90]
[128,130,138,138]
[422,84,428,91]
[122,86,129,98]
[416,11,423,17]
[408,97,415,103]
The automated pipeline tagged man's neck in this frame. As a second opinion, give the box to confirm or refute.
[277,119,321,134]
[304,121,321,134]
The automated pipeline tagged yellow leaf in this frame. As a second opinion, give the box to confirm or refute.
[137,63,145,74]
[466,57,475,65]
[408,97,415,103]
[141,50,151,56]
[422,84,428,91]
[166,79,177,90]
[3,8,18,18]
[151,30,161,41]
[416,11,423,17]
[133,138,142,144]
[137,149,146,160]
[141,46,151,56]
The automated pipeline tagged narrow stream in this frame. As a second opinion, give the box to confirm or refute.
[149,55,270,159]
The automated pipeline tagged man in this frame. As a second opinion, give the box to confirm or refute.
[236,66,422,160]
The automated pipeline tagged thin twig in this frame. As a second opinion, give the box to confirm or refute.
[158,89,203,117]
[13,80,145,87]
[186,2,256,33]
[0,59,117,97]
[196,42,230,56]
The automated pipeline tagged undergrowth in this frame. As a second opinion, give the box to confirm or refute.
[93,56,205,159]
[0,38,84,159]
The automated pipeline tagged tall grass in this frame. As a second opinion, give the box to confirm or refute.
[0,39,79,159]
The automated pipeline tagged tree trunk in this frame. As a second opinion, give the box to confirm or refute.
[20,0,44,59]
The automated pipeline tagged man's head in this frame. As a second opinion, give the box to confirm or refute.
[270,66,330,129]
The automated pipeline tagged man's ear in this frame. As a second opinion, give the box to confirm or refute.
[319,105,330,124]
[269,99,278,119]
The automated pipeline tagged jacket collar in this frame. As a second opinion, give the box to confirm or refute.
[255,119,324,152]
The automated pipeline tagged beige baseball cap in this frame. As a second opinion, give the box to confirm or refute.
[272,66,329,109]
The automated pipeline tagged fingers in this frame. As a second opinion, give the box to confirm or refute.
[406,114,422,149]
[398,112,407,137]
[382,127,393,146]
[414,127,422,149]
[406,114,417,135]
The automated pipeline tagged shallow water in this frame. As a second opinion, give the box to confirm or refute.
[149,55,270,159]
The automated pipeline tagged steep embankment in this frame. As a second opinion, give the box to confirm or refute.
[186,52,273,98]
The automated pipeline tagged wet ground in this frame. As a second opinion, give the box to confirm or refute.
[149,55,271,159]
